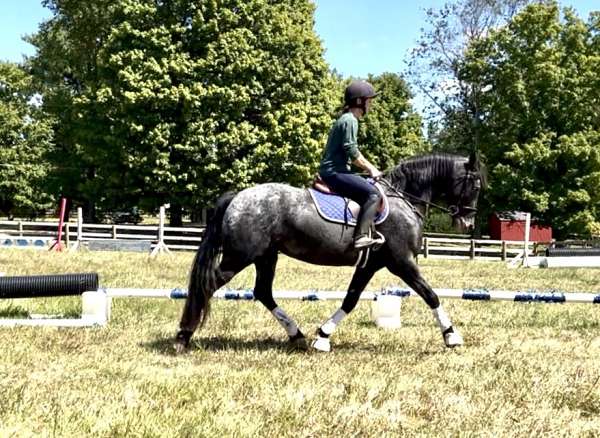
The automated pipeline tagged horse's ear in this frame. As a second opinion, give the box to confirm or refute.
[467,151,480,171]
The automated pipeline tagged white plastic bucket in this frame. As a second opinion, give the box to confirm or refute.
[371,294,402,329]
[81,291,111,325]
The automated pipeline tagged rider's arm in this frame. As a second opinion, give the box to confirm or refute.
[353,152,382,178]
[341,116,382,178]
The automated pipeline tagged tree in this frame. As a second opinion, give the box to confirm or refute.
[27,0,122,221]
[357,73,428,171]
[29,0,338,224]
[0,61,54,218]
[459,2,600,237]
[408,0,531,152]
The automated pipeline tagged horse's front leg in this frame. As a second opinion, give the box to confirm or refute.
[312,264,379,352]
[387,258,463,347]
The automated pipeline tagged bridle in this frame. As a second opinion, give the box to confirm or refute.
[378,171,479,219]
[448,171,480,218]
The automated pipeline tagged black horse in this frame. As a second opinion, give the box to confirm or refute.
[175,153,486,353]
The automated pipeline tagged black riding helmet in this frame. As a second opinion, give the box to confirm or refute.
[344,80,378,106]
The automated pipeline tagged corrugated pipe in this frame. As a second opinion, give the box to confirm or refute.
[546,248,600,257]
[0,273,99,299]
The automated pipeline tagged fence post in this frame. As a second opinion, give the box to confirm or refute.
[69,207,84,252]
[18,221,23,237]
[423,237,429,258]
[65,222,70,247]
[470,239,475,260]
[501,240,507,261]
[524,213,531,266]
[112,225,117,239]
[150,204,171,257]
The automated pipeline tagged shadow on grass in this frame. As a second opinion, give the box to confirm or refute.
[144,335,307,356]
[144,333,435,356]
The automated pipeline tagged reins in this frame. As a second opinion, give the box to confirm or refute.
[375,174,476,219]
[376,177,439,219]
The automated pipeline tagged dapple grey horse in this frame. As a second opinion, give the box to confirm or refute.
[175,153,486,353]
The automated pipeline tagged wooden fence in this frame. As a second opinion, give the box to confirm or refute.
[421,236,534,261]
[0,218,203,251]
[0,217,536,260]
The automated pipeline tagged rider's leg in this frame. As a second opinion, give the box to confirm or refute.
[354,193,382,248]
[321,172,382,248]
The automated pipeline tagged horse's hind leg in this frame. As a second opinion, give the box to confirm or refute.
[387,258,463,347]
[253,251,308,351]
[177,253,249,349]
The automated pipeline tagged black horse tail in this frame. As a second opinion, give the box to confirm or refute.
[187,191,236,330]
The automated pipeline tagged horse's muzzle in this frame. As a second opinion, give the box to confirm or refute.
[453,216,475,233]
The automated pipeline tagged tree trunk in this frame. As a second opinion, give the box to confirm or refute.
[169,203,183,227]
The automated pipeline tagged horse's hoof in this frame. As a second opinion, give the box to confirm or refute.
[174,330,192,354]
[444,331,464,348]
[174,342,188,355]
[288,336,309,352]
[287,331,309,351]
[311,336,331,352]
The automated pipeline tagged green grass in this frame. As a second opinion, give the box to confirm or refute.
[1,249,599,437]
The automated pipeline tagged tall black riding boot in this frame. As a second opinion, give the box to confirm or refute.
[354,193,382,249]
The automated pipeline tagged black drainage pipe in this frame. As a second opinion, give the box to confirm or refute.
[0,273,99,299]
[546,248,600,257]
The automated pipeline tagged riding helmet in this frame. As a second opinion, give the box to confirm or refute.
[344,80,378,105]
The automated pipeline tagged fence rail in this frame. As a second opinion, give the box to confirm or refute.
[0,218,535,260]
[421,237,533,261]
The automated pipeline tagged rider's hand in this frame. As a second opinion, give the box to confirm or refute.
[370,168,383,180]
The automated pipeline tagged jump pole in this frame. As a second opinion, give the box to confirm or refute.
[104,287,600,304]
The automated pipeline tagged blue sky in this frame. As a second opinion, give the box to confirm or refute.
[1,0,598,77]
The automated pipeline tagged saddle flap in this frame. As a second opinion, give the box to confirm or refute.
[308,184,389,227]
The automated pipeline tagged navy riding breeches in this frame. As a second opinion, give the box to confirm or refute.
[320,172,379,206]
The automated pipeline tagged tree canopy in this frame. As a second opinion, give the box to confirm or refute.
[408,0,530,153]
[357,73,428,171]
[459,2,600,237]
[0,61,54,218]
[28,0,341,222]
[11,0,600,238]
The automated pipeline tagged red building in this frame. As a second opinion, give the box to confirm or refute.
[489,211,552,242]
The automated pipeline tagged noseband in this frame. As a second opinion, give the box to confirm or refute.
[447,171,480,218]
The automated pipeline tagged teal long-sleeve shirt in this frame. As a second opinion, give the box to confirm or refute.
[319,112,360,176]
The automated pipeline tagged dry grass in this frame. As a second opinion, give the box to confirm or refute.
[0,249,599,437]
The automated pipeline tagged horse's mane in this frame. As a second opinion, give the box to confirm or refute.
[387,153,487,190]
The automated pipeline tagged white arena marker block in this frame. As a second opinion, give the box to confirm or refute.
[371,294,402,329]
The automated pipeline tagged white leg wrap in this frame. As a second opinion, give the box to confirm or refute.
[432,306,452,332]
[433,306,464,347]
[444,330,464,347]
[320,308,347,336]
[271,307,299,337]
[312,337,331,352]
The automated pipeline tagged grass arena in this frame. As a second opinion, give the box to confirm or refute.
[1,249,599,436]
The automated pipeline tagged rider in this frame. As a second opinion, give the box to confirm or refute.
[319,80,383,249]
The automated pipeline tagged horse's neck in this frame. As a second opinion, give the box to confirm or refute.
[394,159,453,211]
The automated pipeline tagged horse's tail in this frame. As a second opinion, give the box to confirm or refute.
[185,191,236,330]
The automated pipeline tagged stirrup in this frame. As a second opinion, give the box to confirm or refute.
[372,231,385,250]
[354,232,385,249]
